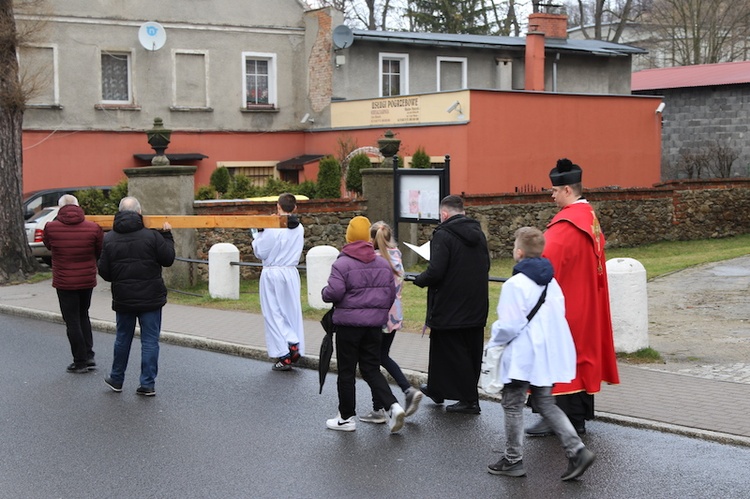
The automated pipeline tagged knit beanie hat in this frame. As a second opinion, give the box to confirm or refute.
[346,216,372,243]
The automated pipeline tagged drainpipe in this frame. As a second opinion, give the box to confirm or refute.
[552,53,560,92]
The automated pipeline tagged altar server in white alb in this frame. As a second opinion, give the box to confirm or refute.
[251,193,305,371]
[485,227,595,481]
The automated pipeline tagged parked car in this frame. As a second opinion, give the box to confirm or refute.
[25,206,59,265]
[23,186,112,220]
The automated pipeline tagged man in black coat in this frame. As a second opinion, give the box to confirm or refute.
[98,196,175,396]
[413,195,490,414]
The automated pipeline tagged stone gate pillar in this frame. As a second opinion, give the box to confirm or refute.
[123,165,197,289]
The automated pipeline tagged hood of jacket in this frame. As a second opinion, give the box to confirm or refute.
[341,240,376,263]
[112,210,144,234]
[287,214,300,229]
[512,257,554,285]
[56,204,85,225]
[436,214,484,248]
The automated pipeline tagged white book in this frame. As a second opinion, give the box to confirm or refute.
[404,241,430,261]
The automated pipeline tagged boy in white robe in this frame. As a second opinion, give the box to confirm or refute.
[486,227,595,481]
[252,193,305,371]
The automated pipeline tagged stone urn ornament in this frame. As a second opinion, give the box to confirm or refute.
[146,117,172,166]
[377,129,401,169]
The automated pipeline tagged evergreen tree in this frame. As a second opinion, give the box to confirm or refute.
[411,147,432,169]
[316,156,343,199]
[346,153,371,195]
[407,0,492,34]
[210,166,231,196]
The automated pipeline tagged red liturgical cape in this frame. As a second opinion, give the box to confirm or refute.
[544,201,620,394]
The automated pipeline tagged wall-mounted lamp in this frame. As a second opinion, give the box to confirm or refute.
[300,113,314,124]
[446,100,465,120]
[655,102,666,114]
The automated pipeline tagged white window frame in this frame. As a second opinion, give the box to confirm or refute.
[379,52,409,97]
[241,51,277,109]
[99,49,134,104]
[171,49,210,109]
[436,56,468,91]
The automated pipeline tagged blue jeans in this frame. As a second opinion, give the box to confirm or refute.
[110,309,162,389]
[502,381,584,462]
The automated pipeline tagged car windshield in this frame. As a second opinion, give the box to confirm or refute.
[27,207,56,223]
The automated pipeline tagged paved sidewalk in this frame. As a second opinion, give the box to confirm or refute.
[1,276,749,448]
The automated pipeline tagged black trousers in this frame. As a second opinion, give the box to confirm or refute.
[335,326,397,419]
[426,326,484,403]
[56,288,95,365]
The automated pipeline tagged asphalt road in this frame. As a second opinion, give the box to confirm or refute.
[1,314,748,499]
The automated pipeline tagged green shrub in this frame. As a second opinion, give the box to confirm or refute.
[346,153,370,195]
[75,188,109,215]
[108,179,128,210]
[225,174,259,199]
[316,156,342,199]
[297,180,317,199]
[411,147,431,169]
[196,185,217,200]
[260,178,297,197]
[210,166,231,195]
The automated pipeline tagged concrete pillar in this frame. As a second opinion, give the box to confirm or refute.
[607,257,649,353]
[123,165,197,289]
[306,245,339,309]
[208,243,240,300]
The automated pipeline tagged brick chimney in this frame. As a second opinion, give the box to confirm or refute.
[528,13,569,39]
[524,13,567,91]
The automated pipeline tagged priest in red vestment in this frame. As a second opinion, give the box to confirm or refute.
[526,158,620,436]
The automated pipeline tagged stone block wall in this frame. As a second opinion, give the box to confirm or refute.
[638,84,750,178]
[192,180,750,280]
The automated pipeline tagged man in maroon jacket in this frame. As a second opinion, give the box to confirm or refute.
[43,194,104,373]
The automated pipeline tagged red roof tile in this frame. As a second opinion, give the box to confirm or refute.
[632,61,750,91]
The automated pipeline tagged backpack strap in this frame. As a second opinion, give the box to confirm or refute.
[526,284,548,322]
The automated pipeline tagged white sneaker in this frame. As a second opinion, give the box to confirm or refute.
[404,387,423,417]
[387,403,405,433]
[360,409,387,424]
[326,413,356,432]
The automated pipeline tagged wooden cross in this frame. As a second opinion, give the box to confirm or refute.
[86,215,287,230]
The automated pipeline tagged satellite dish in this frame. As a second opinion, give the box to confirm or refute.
[138,22,167,51]
[332,25,354,50]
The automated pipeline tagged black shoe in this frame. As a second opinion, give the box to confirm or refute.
[419,384,444,404]
[488,457,526,477]
[66,363,88,374]
[561,447,595,481]
[86,360,97,371]
[104,377,123,392]
[446,401,481,414]
[136,386,156,397]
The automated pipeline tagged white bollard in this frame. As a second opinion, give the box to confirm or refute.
[606,257,649,353]
[306,245,340,309]
[208,243,240,300]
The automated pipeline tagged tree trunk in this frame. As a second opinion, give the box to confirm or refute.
[0,0,41,283]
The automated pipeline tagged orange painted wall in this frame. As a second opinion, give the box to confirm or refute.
[464,90,662,192]
[22,91,661,196]
[22,130,307,194]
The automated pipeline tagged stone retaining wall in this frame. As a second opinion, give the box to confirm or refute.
[192,179,750,279]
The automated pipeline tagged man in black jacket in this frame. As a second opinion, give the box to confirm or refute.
[413,195,490,414]
[99,196,175,396]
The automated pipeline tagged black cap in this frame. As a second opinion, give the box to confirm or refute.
[549,158,582,186]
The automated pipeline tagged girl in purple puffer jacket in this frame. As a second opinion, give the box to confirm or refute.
[322,216,406,434]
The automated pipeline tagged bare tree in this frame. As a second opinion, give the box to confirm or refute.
[0,0,42,283]
[643,0,750,65]
[564,0,645,43]
[708,140,739,178]
[314,0,400,30]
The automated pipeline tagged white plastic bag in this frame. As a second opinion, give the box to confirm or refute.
[479,344,505,394]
